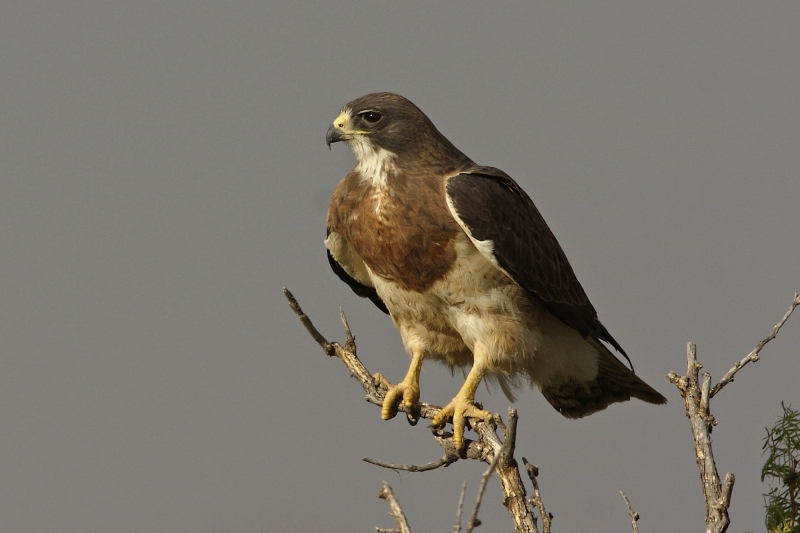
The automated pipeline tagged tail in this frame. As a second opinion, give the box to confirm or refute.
[541,339,667,419]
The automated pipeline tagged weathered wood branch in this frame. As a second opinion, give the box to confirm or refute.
[287,287,797,532]
[668,343,734,533]
[284,288,543,533]
[523,458,552,533]
[710,293,800,397]
[378,481,412,533]
[619,489,639,533]
[667,293,800,533]
[454,480,467,533]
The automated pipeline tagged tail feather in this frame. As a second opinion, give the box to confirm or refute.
[541,340,666,419]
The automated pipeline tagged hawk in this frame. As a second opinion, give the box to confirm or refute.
[325,92,665,448]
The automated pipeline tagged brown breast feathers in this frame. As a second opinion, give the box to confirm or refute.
[328,171,461,293]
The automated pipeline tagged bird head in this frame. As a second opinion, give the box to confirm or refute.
[326,93,468,170]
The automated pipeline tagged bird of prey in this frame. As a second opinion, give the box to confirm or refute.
[325,92,666,448]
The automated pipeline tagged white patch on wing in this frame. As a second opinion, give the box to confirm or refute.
[444,186,516,283]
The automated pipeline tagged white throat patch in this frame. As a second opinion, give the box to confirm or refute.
[348,136,397,189]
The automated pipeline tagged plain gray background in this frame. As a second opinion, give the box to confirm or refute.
[1,1,798,532]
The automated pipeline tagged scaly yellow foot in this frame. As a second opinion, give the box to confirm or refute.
[375,373,421,420]
[431,394,493,450]
[373,349,424,422]
[431,352,492,450]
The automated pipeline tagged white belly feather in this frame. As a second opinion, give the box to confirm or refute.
[329,231,601,396]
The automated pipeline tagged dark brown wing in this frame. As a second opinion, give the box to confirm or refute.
[445,167,628,360]
[326,231,389,315]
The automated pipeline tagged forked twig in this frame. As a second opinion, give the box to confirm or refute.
[667,293,800,533]
[523,458,552,533]
[378,482,411,533]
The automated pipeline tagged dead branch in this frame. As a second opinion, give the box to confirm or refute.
[522,458,552,533]
[667,342,733,533]
[465,448,503,533]
[363,454,457,473]
[619,490,639,533]
[284,288,540,533]
[667,293,800,533]
[454,481,467,533]
[711,293,800,397]
[378,481,412,533]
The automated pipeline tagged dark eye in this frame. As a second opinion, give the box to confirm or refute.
[360,111,382,123]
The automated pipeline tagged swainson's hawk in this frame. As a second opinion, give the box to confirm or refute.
[325,92,665,448]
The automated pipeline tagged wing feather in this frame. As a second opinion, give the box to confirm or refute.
[325,229,389,315]
[445,167,628,360]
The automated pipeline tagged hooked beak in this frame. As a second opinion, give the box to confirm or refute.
[326,111,349,149]
[326,123,343,149]
[325,111,369,149]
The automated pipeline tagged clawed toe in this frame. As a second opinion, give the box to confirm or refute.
[431,397,493,450]
[379,376,420,422]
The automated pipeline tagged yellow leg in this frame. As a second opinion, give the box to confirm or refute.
[375,348,424,421]
[431,349,493,450]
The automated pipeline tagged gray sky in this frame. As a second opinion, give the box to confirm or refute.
[1,1,798,532]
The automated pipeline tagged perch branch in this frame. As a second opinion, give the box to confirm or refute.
[284,289,540,533]
[283,287,333,354]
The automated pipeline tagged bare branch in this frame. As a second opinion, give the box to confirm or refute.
[286,290,541,533]
[701,372,717,426]
[465,449,502,533]
[494,413,507,435]
[666,294,797,532]
[454,481,467,533]
[523,458,552,533]
[283,288,333,354]
[378,482,412,533]
[669,342,732,533]
[619,490,639,533]
[501,409,519,465]
[720,473,735,513]
[363,454,457,473]
[700,372,711,419]
[340,307,356,352]
[711,293,800,397]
